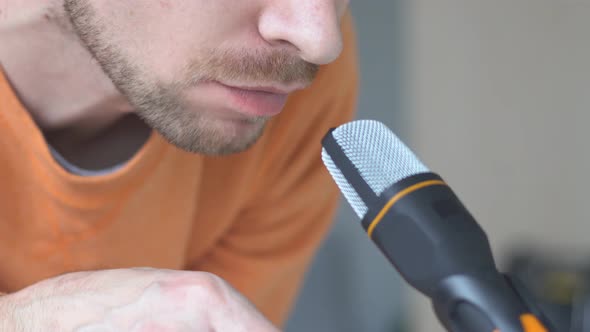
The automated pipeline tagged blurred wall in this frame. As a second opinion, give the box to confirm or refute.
[286,2,403,332]
[405,1,590,331]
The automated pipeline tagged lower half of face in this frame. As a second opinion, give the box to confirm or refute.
[64,0,324,155]
[130,81,271,155]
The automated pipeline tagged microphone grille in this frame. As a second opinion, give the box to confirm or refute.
[322,120,429,218]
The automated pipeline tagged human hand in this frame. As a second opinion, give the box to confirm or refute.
[0,268,280,332]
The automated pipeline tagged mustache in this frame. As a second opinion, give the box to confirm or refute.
[184,48,320,86]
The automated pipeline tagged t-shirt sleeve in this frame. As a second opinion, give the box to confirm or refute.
[190,12,359,327]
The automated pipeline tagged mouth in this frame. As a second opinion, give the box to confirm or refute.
[217,83,290,117]
[214,80,311,117]
[219,82,310,95]
[186,81,304,118]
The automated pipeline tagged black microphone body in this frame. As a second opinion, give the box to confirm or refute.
[364,172,536,331]
[320,120,553,332]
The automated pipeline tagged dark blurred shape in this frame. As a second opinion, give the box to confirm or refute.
[507,250,590,332]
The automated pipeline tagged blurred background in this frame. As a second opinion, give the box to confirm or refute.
[288,1,590,331]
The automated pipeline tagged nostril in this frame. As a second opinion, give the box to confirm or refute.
[257,1,343,65]
[270,38,293,48]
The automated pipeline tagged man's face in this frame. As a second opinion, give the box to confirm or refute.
[64,0,349,155]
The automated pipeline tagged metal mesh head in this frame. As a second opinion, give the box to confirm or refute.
[322,120,429,218]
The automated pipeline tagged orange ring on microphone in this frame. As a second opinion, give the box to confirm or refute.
[367,180,447,239]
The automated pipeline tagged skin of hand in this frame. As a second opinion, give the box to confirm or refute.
[0,268,280,332]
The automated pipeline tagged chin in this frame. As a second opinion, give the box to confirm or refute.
[158,117,267,156]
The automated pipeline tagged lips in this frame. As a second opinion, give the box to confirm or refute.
[216,84,288,117]
[222,83,305,95]
[184,81,307,118]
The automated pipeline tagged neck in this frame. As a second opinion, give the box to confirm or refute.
[0,1,133,135]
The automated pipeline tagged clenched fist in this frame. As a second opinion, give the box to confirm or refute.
[0,268,280,332]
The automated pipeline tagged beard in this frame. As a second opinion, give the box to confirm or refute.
[63,0,319,155]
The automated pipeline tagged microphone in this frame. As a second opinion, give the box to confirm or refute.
[321,120,552,332]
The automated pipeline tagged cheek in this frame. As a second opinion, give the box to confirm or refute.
[96,1,219,82]
[94,1,262,83]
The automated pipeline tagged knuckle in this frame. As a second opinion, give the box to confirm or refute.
[193,272,227,297]
[152,271,231,306]
[183,272,230,305]
[50,273,77,294]
[51,271,93,293]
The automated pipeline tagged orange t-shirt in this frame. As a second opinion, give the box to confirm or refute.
[0,14,358,326]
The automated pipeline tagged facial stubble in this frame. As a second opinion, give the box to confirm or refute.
[63,0,319,155]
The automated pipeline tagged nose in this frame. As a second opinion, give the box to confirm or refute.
[258,0,344,65]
